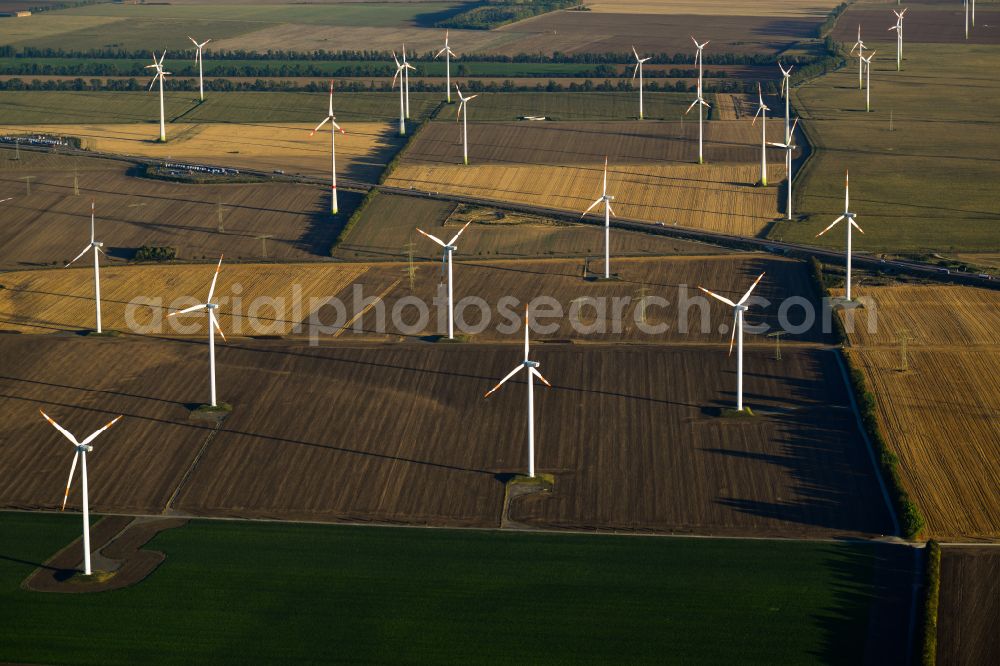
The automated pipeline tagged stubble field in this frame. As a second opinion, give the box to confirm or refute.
[0,121,402,182]
[840,284,1000,538]
[385,120,793,235]
[0,334,892,538]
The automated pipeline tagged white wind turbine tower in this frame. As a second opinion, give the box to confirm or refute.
[816,170,864,301]
[484,305,552,479]
[416,221,470,340]
[862,50,877,112]
[188,36,210,102]
[768,117,799,220]
[168,256,227,407]
[454,84,478,165]
[631,46,651,119]
[687,36,711,164]
[752,82,770,186]
[310,82,346,214]
[145,50,170,142]
[698,272,766,413]
[401,44,416,119]
[392,52,407,136]
[850,26,866,90]
[40,409,123,576]
[65,200,105,333]
[581,156,616,279]
[889,9,906,71]
[435,30,457,103]
[778,62,793,143]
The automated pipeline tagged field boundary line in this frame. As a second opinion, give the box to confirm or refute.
[833,350,901,537]
[162,421,224,514]
[332,278,400,338]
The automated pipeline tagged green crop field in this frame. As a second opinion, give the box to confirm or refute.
[0,512,899,664]
[434,91,693,121]
[773,42,1000,255]
[0,90,441,124]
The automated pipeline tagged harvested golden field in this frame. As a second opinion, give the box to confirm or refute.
[333,193,725,261]
[0,254,832,347]
[838,285,1000,347]
[0,335,894,537]
[386,121,791,236]
[0,263,368,336]
[848,349,1000,538]
[584,1,836,16]
[0,150,349,268]
[840,284,1000,539]
[0,122,400,183]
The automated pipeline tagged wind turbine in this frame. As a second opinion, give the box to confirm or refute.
[889,9,906,71]
[850,26,866,90]
[40,409,123,576]
[168,256,226,407]
[188,36,210,102]
[862,50,877,112]
[778,62,793,143]
[416,221,470,340]
[687,36,711,164]
[631,46,651,119]
[752,82,770,186]
[768,117,799,220]
[65,200,105,333]
[401,44,415,119]
[145,50,170,142]
[310,82,346,214]
[581,157,616,279]
[816,170,864,301]
[435,30,457,103]
[455,84,478,165]
[484,305,552,479]
[392,52,406,136]
[698,272,765,413]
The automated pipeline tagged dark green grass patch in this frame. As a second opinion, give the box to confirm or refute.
[1,511,894,665]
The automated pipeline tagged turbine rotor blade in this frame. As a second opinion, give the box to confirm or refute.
[698,286,736,307]
[40,409,79,445]
[530,367,551,388]
[728,312,738,356]
[484,365,524,398]
[168,303,207,317]
[80,414,124,447]
[816,215,844,237]
[206,255,224,303]
[581,198,603,217]
[310,117,330,135]
[737,272,766,306]
[851,219,865,234]
[65,245,90,268]
[62,450,80,511]
[416,228,447,247]
[211,310,227,342]
[447,221,472,246]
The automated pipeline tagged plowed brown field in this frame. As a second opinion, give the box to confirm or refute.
[0,335,892,537]
[841,284,1000,539]
[0,150,347,268]
[938,546,1000,666]
[385,120,792,235]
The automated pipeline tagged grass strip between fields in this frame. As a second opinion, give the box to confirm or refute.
[920,540,941,666]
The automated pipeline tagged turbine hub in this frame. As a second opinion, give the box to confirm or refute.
[604,195,614,202]
[446,245,457,252]
[206,303,218,310]
[525,360,540,369]
[736,304,748,312]
[93,241,104,248]
[79,445,93,452]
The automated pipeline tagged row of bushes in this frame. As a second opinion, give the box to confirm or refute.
[1,46,813,68]
[920,541,941,666]
[0,61,740,80]
[133,245,176,262]
[0,76,772,94]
